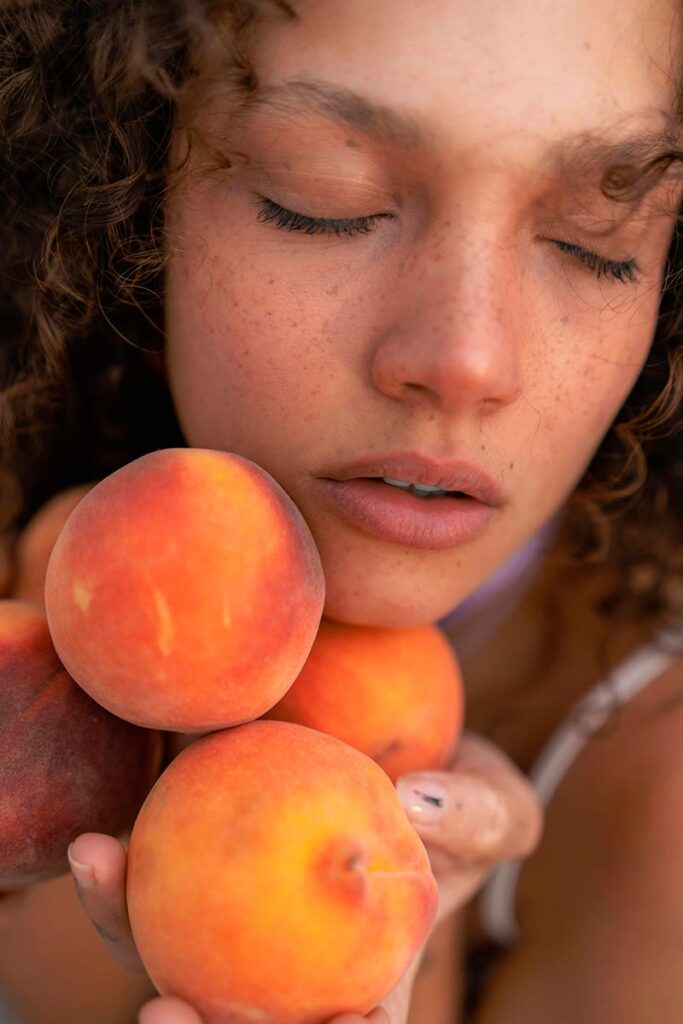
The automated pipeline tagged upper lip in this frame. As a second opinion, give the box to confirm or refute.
[320,451,507,507]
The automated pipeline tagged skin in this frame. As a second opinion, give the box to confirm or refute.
[50,0,681,1022]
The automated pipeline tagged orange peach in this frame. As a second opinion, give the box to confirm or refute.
[0,600,162,889]
[127,720,438,1024]
[15,484,94,607]
[264,619,464,782]
[44,449,325,731]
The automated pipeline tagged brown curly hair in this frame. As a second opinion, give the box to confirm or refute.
[1,0,681,623]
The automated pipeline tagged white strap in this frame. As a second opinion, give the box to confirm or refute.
[478,627,682,946]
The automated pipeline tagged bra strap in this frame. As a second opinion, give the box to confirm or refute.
[478,625,682,946]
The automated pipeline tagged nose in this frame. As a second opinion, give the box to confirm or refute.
[369,236,524,415]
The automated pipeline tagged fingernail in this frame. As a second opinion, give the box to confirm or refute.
[396,774,448,825]
[67,843,96,890]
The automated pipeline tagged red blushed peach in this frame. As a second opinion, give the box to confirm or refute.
[0,600,162,890]
[264,619,464,783]
[127,720,438,1024]
[44,449,325,731]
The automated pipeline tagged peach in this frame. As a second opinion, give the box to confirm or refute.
[14,484,94,607]
[0,600,162,890]
[264,620,464,782]
[44,449,325,731]
[127,720,438,1024]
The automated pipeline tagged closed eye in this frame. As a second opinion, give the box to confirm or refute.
[552,239,641,284]
[254,196,391,237]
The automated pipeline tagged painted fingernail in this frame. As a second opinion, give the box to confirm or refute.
[396,774,448,825]
[67,843,96,890]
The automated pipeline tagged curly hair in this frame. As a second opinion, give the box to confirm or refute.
[0,0,681,624]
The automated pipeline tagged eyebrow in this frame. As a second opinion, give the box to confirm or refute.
[242,78,683,193]
[242,79,429,148]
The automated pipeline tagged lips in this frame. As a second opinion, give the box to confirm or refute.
[314,451,506,551]
[319,451,507,507]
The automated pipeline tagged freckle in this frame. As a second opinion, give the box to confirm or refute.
[480,444,486,451]
[560,314,569,324]
[583,40,592,50]
[344,138,359,148]
[509,461,514,469]
[268,277,274,285]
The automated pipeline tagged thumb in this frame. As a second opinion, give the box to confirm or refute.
[395,765,542,864]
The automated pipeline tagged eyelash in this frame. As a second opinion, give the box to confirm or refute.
[254,196,642,284]
[552,240,641,284]
[255,196,390,237]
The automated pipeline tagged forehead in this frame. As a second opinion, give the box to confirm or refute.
[244,0,682,166]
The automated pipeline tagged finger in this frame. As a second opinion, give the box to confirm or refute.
[452,731,544,858]
[139,996,205,1024]
[68,832,145,972]
[396,734,543,863]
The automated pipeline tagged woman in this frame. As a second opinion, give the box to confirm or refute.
[0,1,681,1020]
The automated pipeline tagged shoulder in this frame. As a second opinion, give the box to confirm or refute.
[474,649,683,1023]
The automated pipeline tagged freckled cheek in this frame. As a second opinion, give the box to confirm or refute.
[171,250,351,443]
[530,328,651,476]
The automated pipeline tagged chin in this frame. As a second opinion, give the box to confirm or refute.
[321,580,459,630]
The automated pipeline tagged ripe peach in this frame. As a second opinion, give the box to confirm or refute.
[127,720,438,1024]
[44,449,325,731]
[15,484,94,607]
[264,620,464,782]
[0,600,162,890]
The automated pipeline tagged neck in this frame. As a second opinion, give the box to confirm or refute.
[451,564,654,770]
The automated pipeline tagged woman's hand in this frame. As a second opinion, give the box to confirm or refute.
[136,1001,390,1024]
[374,730,543,1024]
[395,730,543,929]
[67,730,542,1024]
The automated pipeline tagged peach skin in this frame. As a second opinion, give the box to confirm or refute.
[44,449,325,731]
[126,720,438,1024]
[0,599,162,889]
[263,619,464,782]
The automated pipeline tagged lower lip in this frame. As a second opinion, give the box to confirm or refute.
[316,478,498,551]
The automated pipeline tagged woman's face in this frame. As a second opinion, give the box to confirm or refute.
[164,0,681,627]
